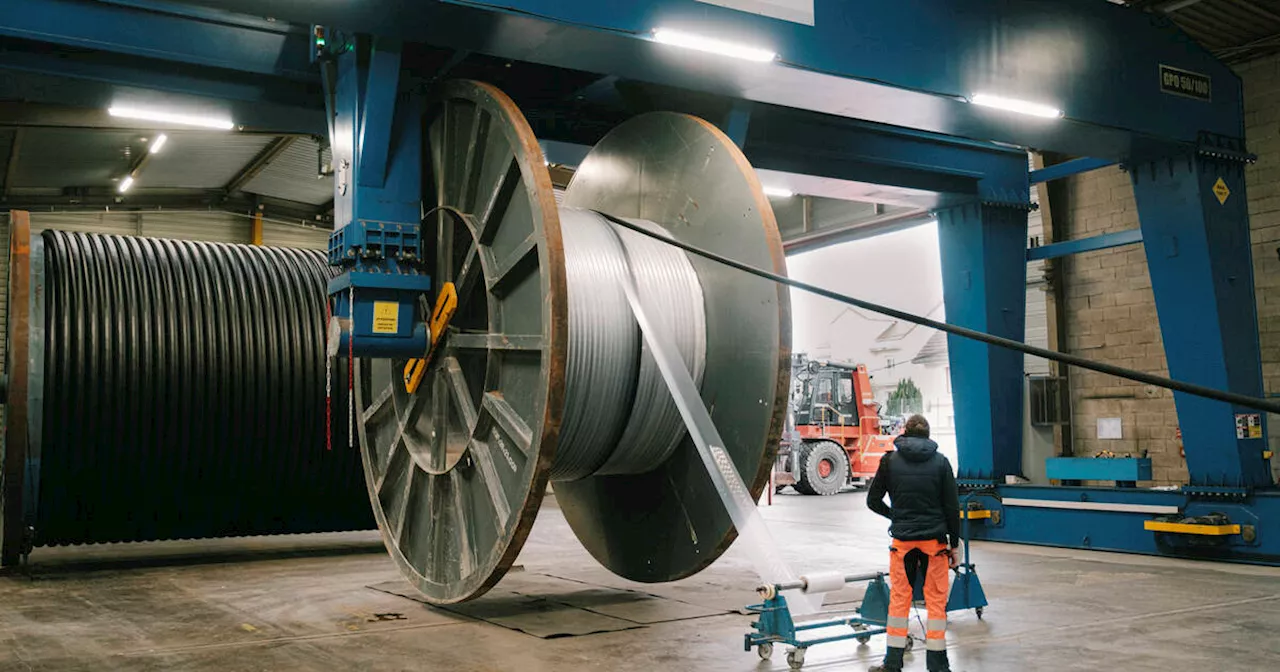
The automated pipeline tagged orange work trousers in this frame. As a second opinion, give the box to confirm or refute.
[886,539,949,653]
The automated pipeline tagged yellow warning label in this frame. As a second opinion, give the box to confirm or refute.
[372,301,400,334]
[1213,177,1231,205]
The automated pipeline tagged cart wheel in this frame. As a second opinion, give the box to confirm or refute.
[857,636,871,645]
[976,607,984,620]
[786,647,806,670]
[757,643,773,660]
[904,637,915,653]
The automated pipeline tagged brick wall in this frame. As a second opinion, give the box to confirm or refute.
[1057,54,1280,485]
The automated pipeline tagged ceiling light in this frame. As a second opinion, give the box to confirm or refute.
[108,106,234,130]
[652,28,776,62]
[763,186,794,198]
[149,134,168,154]
[970,94,1063,119]
[118,176,135,193]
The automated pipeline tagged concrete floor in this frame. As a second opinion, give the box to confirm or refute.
[2,490,1278,671]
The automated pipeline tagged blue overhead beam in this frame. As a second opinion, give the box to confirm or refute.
[1030,157,1117,185]
[160,0,1243,159]
[0,48,325,134]
[741,109,1031,206]
[0,0,314,80]
[1026,229,1144,261]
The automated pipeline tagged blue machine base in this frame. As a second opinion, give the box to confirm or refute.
[968,485,1280,565]
[328,270,432,359]
[1046,457,1152,483]
[744,578,893,658]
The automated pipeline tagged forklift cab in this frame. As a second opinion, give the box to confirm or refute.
[794,362,856,426]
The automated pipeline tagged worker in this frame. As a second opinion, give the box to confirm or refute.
[865,414,961,672]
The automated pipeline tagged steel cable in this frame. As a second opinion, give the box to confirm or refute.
[34,230,372,547]
[596,211,1280,418]
[550,209,707,481]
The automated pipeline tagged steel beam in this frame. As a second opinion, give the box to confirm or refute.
[0,49,326,134]
[782,208,932,254]
[1029,157,1116,185]
[0,0,313,80]
[1131,150,1272,489]
[938,202,1030,482]
[740,107,1031,207]
[168,0,1243,159]
[2,129,20,197]
[1026,229,1144,261]
[224,136,297,193]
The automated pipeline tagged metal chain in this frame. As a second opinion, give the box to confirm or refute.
[348,285,355,449]
[325,296,333,452]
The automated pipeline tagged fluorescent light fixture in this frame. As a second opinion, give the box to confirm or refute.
[970,93,1063,119]
[652,28,776,62]
[108,106,234,130]
[118,176,135,193]
[762,186,794,198]
[149,134,168,154]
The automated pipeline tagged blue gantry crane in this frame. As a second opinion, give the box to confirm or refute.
[0,0,1275,566]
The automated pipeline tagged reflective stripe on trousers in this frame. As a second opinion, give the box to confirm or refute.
[887,538,949,650]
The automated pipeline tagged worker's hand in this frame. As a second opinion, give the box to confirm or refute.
[948,547,960,569]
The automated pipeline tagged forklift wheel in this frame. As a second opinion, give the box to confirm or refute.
[797,441,848,496]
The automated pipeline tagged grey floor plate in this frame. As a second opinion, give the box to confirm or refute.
[368,572,731,637]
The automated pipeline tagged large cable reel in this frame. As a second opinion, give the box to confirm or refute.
[353,80,790,604]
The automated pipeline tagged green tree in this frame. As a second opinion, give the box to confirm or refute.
[886,378,923,417]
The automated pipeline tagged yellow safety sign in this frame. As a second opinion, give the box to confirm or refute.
[372,301,400,334]
[1213,177,1231,205]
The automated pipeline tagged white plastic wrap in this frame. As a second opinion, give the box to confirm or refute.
[801,571,847,594]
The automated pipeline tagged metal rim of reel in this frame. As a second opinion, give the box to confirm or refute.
[354,79,567,604]
[555,112,790,584]
[1,211,33,566]
[353,79,790,603]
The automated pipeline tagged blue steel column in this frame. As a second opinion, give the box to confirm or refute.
[938,202,1030,482]
[322,33,431,357]
[1130,146,1273,489]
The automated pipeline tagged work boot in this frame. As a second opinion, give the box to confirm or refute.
[926,649,952,672]
[868,646,905,672]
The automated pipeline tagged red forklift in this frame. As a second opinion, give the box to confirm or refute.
[774,355,898,496]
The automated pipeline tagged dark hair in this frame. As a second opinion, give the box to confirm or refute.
[904,414,930,438]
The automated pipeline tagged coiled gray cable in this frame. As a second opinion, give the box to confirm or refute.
[595,218,706,475]
[550,209,707,481]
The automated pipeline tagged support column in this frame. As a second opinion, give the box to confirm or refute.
[321,32,430,358]
[1130,147,1272,489]
[938,202,1029,482]
[251,210,264,245]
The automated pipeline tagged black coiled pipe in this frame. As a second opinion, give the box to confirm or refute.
[35,231,371,547]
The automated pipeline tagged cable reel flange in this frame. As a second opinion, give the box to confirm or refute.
[555,112,790,584]
[354,79,566,605]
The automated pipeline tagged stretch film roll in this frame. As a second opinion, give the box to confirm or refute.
[801,571,848,594]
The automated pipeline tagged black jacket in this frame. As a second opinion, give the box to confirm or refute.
[866,435,961,547]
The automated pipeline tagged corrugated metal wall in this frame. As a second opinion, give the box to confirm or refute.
[140,211,249,244]
[0,210,329,389]
[262,220,329,250]
[18,211,329,250]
